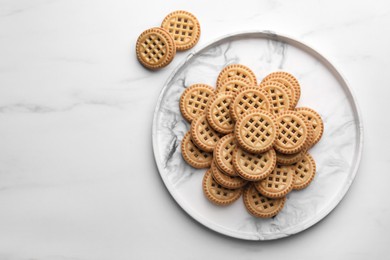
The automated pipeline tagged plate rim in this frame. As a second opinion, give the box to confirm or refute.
[151,30,364,240]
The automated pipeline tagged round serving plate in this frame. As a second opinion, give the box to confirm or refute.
[152,31,363,240]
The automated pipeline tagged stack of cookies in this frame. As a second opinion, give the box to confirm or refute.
[180,64,324,218]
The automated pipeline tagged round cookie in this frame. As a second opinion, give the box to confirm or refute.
[180,84,215,123]
[191,114,221,152]
[216,64,257,89]
[202,169,242,206]
[161,10,201,51]
[243,184,286,218]
[230,86,272,122]
[254,164,295,199]
[259,81,291,114]
[216,77,251,94]
[295,107,324,146]
[232,147,276,181]
[262,71,301,108]
[211,161,247,189]
[136,27,176,70]
[205,92,235,134]
[234,110,278,154]
[214,133,237,176]
[292,152,316,190]
[181,132,213,168]
[274,111,308,154]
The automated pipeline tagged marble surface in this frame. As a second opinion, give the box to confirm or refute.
[0,0,389,259]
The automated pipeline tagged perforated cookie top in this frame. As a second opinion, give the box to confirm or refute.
[191,114,221,152]
[254,164,295,198]
[243,184,286,218]
[214,133,237,176]
[234,110,278,154]
[230,86,272,122]
[181,132,213,169]
[292,152,316,190]
[295,107,324,146]
[216,64,257,89]
[232,147,276,181]
[260,81,291,114]
[216,77,251,94]
[205,92,235,134]
[274,111,308,154]
[262,71,301,108]
[136,27,176,70]
[161,10,201,51]
[202,169,242,206]
[211,160,247,189]
[180,84,215,123]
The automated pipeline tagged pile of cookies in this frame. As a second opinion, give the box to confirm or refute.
[180,64,324,218]
[136,10,201,70]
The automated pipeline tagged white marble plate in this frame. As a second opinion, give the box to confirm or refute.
[152,31,363,240]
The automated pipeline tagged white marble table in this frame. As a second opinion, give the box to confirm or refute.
[0,0,389,259]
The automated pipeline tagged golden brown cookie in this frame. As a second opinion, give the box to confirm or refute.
[214,133,237,176]
[254,164,295,198]
[262,71,301,108]
[230,86,272,122]
[243,184,286,218]
[205,92,235,134]
[216,77,251,94]
[191,114,221,152]
[202,169,242,206]
[259,81,291,114]
[295,107,324,146]
[234,110,278,154]
[180,84,215,123]
[292,153,316,190]
[216,64,257,89]
[136,27,176,70]
[181,132,213,168]
[161,10,201,51]
[211,160,247,189]
[274,111,308,154]
[232,147,276,181]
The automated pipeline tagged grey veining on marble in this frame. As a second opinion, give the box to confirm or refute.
[152,32,363,240]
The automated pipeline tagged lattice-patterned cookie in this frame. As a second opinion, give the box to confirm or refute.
[216,64,257,89]
[232,147,276,181]
[254,164,295,198]
[262,71,301,108]
[295,107,324,146]
[214,133,237,176]
[259,81,291,114]
[161,10,201,51]
[216,77,251,94]
[274,111,308,154]
[211,160,247,189]
[234,110,278,154]
[243,183,286,218]
[230,86,272,122]
[191,114,221,152]
[136,27,176,70]
[205,92,235,134]
[203,169,242,206]
[181,132,213,168]
[292,152,316,190]
[180,84,215,123]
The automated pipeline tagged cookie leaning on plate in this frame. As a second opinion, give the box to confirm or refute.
[136,27,176,70]
[181,132,213,168]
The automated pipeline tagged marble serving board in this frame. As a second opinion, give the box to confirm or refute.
[152,31,363,240]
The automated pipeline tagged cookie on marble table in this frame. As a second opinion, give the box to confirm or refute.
[136,27,176,70]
